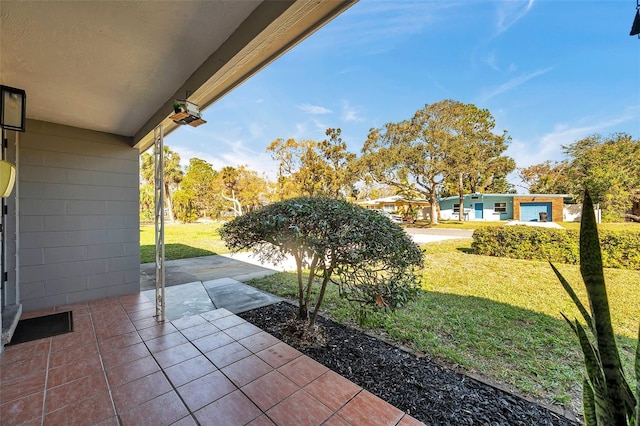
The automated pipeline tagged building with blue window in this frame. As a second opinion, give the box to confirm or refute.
[438,194,571,222]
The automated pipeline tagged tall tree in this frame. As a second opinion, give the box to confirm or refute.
[220,166,242,216]
[319,128,358,198]
[518,160,571,194]
[216,165,270,217]
[140,145,183,222]
[441,102,513,220]
[360,100,506,224]
[267,129,357,200]
[139,183,154,222]
[520,133,640,221]
[178,158,218,219]
[233,165,271,211]
[563,133,640,221]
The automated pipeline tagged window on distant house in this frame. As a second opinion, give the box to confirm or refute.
[453,203,460,213]
[494,202,507,213]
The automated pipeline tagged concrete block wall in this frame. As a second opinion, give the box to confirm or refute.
[17,120,140,311]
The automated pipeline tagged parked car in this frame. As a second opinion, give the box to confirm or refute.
[375,210,403,224]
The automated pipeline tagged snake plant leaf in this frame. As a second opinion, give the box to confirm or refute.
[574,319,612,424]
[552,261,593,330]
[582,377,598,426]
[620,364,637,418]
[579,191,628,423]
[560,312,578,334]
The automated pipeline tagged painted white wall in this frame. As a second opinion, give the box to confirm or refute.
[16,120,140,311]
[439,196,514,221]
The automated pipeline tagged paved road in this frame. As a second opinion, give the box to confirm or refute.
[405,227,473,243]
[405,227,474,238]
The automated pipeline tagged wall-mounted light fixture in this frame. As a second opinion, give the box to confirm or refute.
[0,85,26,132]
[0,85,25,198]
[0,160,16,198]
[170,100,206,127]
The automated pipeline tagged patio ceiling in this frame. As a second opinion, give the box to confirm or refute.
[0,0,356,152]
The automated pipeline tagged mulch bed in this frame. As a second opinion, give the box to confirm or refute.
[239,302,581,426]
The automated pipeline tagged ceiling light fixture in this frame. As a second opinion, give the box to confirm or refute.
[170,100,206,127]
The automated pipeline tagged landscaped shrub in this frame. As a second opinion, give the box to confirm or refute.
[472,226,579,264]
[219,197,424,327]
[472,226,640,269]
[599,231,640,270]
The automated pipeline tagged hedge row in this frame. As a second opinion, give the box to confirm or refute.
[471,226,640,270]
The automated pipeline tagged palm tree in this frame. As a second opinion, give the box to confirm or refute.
[140,146,183,222]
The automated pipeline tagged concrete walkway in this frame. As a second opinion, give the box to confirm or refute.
[139,227,474,320]
[140,254,287,291]
[141,278,282,321]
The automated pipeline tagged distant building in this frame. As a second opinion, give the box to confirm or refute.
[438,194,571,223]
[358,196,431,221]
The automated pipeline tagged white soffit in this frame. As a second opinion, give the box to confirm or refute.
[0,1,356,150]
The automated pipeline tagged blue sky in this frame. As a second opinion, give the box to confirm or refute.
[166,0,639,191]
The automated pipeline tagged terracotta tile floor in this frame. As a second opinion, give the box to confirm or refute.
[1,294,424,425]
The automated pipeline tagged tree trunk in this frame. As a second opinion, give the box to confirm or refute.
[164,183,175,223]
[429,191,438,225]
[624,213,640,222]
[294,253,308,320]
[310,269,332,328]
[458,172,464,221]
[303,257,319,314]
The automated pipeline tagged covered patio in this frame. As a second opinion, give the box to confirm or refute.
[0,1,427,424]
[1,293,422,425]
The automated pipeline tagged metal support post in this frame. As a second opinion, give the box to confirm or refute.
[1,129,7,307]
[153,125,165,321]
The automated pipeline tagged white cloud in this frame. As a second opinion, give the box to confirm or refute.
[293,122,307,139]
[340,2,460,43]
[496,0,535,35]
[508,112,637,169]
[249,122,263,138]
[342,101,364,122]
[298,103,333,114]
[303,1,462,57]
[484,51,500,71]
[480,67,552,101]
[337,65,361,75]
[312,119,329,133]
[172,140,278,180]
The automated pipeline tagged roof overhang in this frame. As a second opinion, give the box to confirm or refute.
[0,1,356,151]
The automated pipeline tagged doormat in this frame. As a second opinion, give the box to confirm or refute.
[7,311,73,346]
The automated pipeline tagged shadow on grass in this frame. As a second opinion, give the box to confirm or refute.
[455,246,474,254]
[140,243,217,264]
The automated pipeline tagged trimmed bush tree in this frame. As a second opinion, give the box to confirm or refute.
[219,197,424,327]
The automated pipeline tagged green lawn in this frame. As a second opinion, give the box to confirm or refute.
[139,222,230,263]
[139,221,639,413]
[248,239,639,413]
